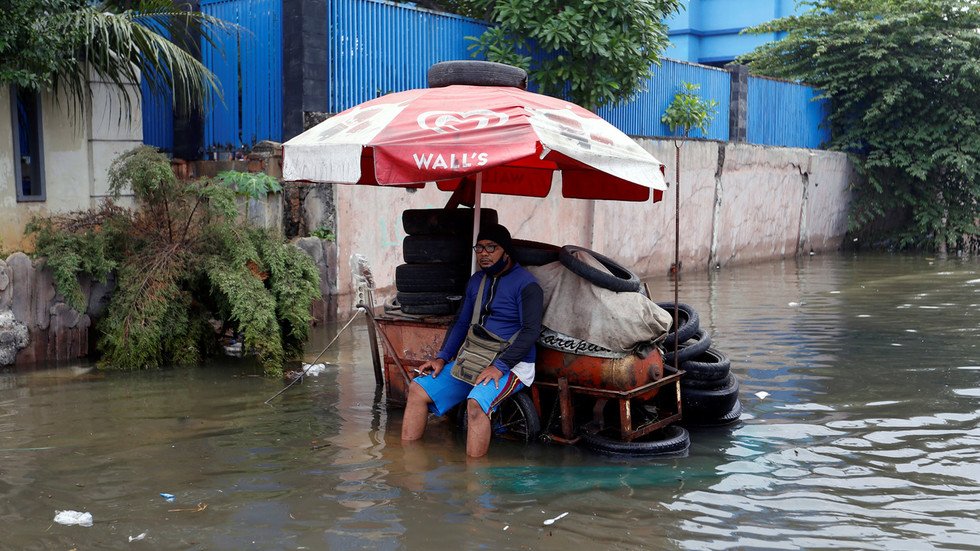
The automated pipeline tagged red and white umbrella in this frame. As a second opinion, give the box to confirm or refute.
[282,85,667,202]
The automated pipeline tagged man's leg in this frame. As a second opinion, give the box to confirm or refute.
[465,372,524,457]
[401,382,432,441]
[466,398,492,457]
[402,364,472,441]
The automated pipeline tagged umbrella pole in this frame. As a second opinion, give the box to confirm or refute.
[674,142,681,374]
[471,172,483,273]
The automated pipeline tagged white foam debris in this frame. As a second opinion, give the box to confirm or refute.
[129,532,147,542]
[788,302,800,307]
[302,363,329,376]
[905,329,918,333]
[857,314,871,318]
[54,510,93,527]
[755,391,770,400]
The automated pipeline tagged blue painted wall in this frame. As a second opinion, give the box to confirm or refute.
[665,0,803,65]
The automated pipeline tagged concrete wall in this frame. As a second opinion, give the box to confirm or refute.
[1,79,142,252]
[331,140,854,314]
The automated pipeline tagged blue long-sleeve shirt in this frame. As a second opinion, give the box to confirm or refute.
[436,263,543,374]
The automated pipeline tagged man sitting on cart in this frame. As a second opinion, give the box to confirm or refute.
[402,223,544,457]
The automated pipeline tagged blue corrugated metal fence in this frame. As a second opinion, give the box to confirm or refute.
[141,79,174,151]
[201,0,282,149]
[599,59,730,141]
[139,0,830,153]
[327,0,489,112]
[747,75,829,149]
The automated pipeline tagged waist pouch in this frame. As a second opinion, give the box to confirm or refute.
[450,275,516,385]
[451,324,513,384]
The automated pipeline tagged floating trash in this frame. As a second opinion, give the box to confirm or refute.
[543,512,569,526]
[302,363,329,377]
[160,493,175,502]
[129,532,147,542]
[755,391,770,400]
[53,510,93,527]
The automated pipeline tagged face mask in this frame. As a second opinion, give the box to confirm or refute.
[481,254,510,276]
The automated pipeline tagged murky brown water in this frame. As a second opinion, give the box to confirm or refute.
[1,253,978,550]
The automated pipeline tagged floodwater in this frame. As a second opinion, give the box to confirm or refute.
[1,253,978,550]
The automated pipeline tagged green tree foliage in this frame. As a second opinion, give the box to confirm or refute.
[0,0,233,116]
[464,0,682,110]
[27,147,320,376]
[740,0,980,251]
[661,82,719,137]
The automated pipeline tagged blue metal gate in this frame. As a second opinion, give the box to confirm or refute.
[201,0,283,149]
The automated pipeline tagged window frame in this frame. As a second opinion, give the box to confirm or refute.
[10,86,46,203]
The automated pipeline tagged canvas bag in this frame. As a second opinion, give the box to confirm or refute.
[451,275,517,385]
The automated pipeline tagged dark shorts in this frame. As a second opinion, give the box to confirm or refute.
[413,361,525,416]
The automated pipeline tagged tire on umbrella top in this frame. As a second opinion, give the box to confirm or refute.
[428,61,528,90]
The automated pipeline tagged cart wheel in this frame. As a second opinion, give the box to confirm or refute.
[457,391,541,444]
[578,425,690,457]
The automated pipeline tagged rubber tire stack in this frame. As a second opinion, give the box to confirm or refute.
[657,302,742,426]
[395,208,497,316]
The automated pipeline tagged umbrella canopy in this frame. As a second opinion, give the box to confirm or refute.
[283,85,667,202]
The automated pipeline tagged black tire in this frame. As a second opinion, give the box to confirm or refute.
[579,425,690,457]
[663,329,712,366]
[684,400,742,428]
[400,302,456,316]
[680,347,731,384]
[657,302,700,346]
[395,263,470,293]
[682,373,740,419]
[402,208,498,236]
[457,391,541,444]
[395,290,463,315]
[428,61,528,90]
[559,245,642,293]
[512,239,560,266]
[403,235,471,264]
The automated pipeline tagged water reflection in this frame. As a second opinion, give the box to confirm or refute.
[0,253,977,549]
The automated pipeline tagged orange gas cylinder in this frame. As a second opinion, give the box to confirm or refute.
[534,346,664,391]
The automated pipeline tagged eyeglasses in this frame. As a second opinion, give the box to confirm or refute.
[472,244,499,254]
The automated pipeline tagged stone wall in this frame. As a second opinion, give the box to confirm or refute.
[0,253,113,367]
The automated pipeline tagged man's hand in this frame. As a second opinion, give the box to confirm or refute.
[416,358,446,378]
[475,365,504,388]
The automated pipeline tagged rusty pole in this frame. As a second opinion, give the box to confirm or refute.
[673,142,681,374]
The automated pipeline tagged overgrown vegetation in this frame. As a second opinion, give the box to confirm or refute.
[740,0,980,252]
[460,0,682,110]
[27,147,320,376]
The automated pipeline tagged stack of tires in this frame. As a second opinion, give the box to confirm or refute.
[394,208,497,316]
[657,302,742,426]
